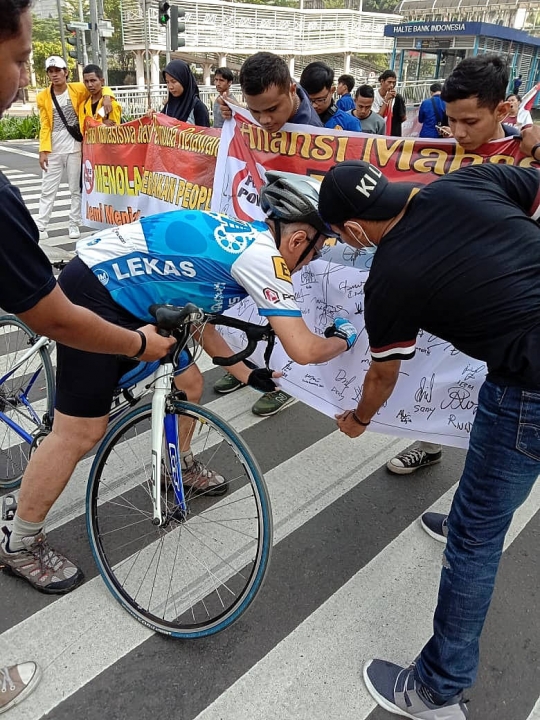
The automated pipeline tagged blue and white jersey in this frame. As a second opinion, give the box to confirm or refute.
[77,210,302,322]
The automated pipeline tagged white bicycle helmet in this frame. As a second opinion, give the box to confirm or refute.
[260,170,333,237]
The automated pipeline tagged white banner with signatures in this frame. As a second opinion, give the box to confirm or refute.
[218,244,484,449]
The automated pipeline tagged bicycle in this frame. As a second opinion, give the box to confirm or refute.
[0,316,55,490]
[0,304,275,638]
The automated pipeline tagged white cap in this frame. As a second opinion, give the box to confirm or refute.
[45,56,67,69]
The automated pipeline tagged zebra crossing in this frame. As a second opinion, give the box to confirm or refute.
[0,143,92,264]
[0,143,539,720]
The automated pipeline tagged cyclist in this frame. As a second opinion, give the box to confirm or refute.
[0,172,358,595]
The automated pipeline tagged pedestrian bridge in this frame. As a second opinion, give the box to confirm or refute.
[122,0,401,85]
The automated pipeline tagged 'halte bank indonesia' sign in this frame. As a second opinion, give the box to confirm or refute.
[385,22,479,37]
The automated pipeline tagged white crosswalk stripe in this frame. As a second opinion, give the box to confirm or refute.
[0,145,538,720]
[0,158,93,258]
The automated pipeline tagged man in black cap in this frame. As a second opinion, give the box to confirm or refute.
[317,149,540,719]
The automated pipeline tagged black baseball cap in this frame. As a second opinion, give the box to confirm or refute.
[318,160,417,224]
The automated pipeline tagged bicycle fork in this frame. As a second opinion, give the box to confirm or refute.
[150,368,187,526]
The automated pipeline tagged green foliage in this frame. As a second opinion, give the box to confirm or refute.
[0,114,41,141]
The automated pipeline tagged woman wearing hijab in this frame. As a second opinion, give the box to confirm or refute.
[160,59,210,126]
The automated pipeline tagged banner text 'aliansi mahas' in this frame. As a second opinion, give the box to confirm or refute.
[238,123,538,175]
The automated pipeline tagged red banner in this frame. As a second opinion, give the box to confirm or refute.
[82,114,220,228]
[211,105,538,222]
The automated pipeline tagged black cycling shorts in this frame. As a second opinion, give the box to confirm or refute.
[56,256,144,418]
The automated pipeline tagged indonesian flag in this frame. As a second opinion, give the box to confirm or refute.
[520,83,540,112]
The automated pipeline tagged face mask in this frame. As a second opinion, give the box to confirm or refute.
[344,221,378,251]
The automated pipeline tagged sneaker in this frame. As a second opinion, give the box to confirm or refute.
[38,229,48,241]
[363,659,468,719]
[387,448,442,475]
[213,372,245,394]
[0,661,41,714]
[0,527,84,594]
[68,225,81,240]
[182,461,228,497]
[421,512,448,544]
[1,495,17,522]
[251,390,295,417]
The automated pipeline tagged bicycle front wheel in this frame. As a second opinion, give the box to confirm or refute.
[0,316,55,489]
[86,399,273,638]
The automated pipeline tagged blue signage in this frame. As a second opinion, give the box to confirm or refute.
[385,21,478,37]
[384,20,540,47]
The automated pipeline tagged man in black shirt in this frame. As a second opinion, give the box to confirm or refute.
[387,53,520,477]
[318,157,540,720]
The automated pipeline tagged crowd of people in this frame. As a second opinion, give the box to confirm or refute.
[1,0,539,715]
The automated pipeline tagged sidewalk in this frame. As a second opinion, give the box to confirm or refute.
[5,101,38,118]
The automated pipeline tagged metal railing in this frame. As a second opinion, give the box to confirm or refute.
[109,79,440,120]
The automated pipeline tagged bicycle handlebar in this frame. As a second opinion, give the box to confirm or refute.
[148,303,275,368]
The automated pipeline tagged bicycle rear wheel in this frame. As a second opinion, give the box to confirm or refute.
[86,399,272,638]
[0,316,55,489]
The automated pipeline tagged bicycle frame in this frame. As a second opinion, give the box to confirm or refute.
[149,360,187,526]
[0,335,52,445]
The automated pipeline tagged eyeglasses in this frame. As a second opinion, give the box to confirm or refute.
[309,91,332,107]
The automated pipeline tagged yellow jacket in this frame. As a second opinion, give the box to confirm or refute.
[79,95,122,129]
[36,82,114,152]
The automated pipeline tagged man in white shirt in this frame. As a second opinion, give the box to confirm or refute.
[35,57,113,241]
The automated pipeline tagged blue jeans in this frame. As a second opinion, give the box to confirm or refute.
[415,379,540,700]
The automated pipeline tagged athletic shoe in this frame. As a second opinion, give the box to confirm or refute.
[386,448,442,475]
[251,390,294,417]
[421,512,448,544]
[1,495,17,522]
[38,230,48,241]
[0,526,84,594]
[182,461,228,497]
[363,659,469,719]
[213,372,245,394]
[0,661,41,714]
[68,225,81,240]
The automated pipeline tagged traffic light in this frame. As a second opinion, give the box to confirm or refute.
[65,24,82,63]
[158,1,170,25]
[170,6,186,51]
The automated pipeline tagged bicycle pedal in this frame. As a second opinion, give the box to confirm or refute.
[1,495,17,521]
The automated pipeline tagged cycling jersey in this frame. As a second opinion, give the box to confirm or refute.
[77,209,302,322]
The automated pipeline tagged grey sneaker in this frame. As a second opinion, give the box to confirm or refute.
[213,372,245,394]
[421,512,448,543]
[0,662,41,714]
[0,527,84,594]
[387,448,442,475]
[1,495,17,522]
[183,461,228,497]
[251,390,295,417]
[363,659,468,719]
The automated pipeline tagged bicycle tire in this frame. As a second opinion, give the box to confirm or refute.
[86,399,273,638]
[0,316,55,489]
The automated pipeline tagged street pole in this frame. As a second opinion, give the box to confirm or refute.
[89,0,100,64]
[143,0,151,107]
[96,0,108,83]
[78,0,89,66]
[56,0,68,64]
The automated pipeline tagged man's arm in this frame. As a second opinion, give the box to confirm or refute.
[268,315,348,364]
[18,285,174,361]
[335,360,401,438]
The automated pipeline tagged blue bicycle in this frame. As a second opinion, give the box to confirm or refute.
[0,306,274,638]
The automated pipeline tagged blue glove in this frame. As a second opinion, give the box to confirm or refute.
[324,317,358,350]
